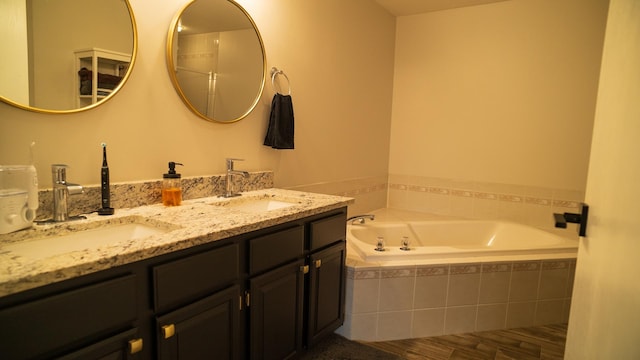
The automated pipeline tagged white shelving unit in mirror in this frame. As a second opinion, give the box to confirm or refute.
[75,48,131,107]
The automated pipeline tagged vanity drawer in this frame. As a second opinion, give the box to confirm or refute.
[0,274,137,360]
[309,212,347,251]
[249,225,304,275]
[153,243,239,313]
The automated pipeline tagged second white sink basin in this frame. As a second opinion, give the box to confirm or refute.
[231,199,296,212]
[212,196,299,214]
[3,219,172,260]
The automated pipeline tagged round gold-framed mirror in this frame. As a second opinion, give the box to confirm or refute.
[166,0,266,123]
[0,0,138,114]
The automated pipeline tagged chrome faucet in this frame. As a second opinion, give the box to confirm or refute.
[347,214,375,224]
[51,164,84,222]
[222,158,249,198]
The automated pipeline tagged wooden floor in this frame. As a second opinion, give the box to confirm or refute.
[361,323,568,360]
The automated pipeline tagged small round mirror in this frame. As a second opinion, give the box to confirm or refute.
[166,0,266,123]
[0,0,137,114]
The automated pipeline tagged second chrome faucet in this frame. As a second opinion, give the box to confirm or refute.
[222,158,249,198]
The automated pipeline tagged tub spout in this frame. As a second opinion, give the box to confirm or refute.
[347,214,375,224]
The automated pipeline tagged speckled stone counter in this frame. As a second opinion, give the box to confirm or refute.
[0,189,353,297]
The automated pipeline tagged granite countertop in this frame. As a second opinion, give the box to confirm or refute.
[0,189,353,297]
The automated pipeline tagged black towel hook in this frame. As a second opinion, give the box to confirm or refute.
[270,67,291,96]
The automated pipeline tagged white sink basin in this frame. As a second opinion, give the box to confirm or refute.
[232,199,296,212]
[212,196,298,213]
[3,220,171,260]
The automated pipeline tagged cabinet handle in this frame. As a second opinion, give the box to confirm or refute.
[300,265,309,274]
[162,324,176,339]
[245,292,251,307]
[315,259,322,268]
[128,338,143,354]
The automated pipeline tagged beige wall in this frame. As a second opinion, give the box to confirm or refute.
[0,0,395,214]
[390,0,607,191]
[387,0,608,227]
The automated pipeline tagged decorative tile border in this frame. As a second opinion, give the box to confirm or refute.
[381,267,416,279]
[388,178,582,210]
[450,263,481,275]
[513,261,541,272]
[525,197,552,206]
[416,265,449,277]
[451,189,474,198]
[481,262,512,273]
[339,183,387,197]
[351,268,380,280]
[542,259,572,270]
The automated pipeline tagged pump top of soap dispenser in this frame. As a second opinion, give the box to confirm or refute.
[164,162,183,179]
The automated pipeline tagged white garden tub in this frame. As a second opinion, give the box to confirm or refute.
[347,214,578,262]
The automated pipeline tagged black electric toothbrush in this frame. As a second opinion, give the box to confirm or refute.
[98,142,115,215]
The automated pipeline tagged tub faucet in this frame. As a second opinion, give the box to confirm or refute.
[51,164,84,222]
[347,214,375,224]
[400,236,411,251]
[222,158,249,198]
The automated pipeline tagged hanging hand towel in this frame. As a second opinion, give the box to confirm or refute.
[263,93,295,149]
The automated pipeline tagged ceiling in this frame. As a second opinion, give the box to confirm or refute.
[373,0,511,16]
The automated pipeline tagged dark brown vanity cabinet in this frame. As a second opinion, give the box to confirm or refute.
[247,211,347,360]
[0,207,347,360]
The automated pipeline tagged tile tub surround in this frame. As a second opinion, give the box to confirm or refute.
[278,174,585,234]
[35,171,274,221]
[0,188,353,296]
[336,258,575,342]
[387,175,584,235]
[287,175,389,216]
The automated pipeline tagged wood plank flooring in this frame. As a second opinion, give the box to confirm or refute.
[360,323,568,360]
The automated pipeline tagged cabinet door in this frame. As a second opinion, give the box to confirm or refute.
[307,242,346,346]
[156,285,241,360]
[249,259,305,360]
[56,328,143,360]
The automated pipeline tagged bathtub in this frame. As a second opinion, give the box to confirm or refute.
[337,209,578,341]
[347,213,578,262]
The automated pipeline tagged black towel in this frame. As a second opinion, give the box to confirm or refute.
[264,94,295,149]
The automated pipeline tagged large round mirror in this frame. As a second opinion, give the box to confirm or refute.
[167,0,266,123]
[0,0,137,114]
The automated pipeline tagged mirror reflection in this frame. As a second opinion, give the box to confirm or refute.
[167,0,265,123]
[0,0,136,113]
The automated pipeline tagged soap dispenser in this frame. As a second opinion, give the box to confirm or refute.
[162,162,183,206]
